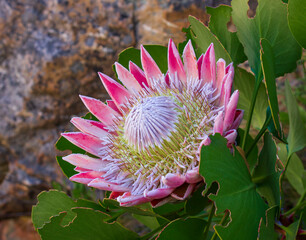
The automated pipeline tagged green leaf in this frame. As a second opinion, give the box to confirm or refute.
[260,39,282,139]
[233,67,268,129]
[56,156,77,178]
[184,183,218,216]
[132,214,160,230]
[283,214,303,240]
[200,134,267,240]
[117,45,168,74]
[288,0,306,48]
[285,80,306,158]
[32,190,106,229]
[188,16,231,62]
[258,206,278,240]
[207,5,247,65]
[55,136,85,154]
[237,128,259,173]
[156,218,207,240]
[231,0,302,77]
[278,143,305,195]
[38,208,139,240]
[153,201,185,221]
[252,133,281,207]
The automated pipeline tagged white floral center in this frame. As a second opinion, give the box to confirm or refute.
[124,96,179,151]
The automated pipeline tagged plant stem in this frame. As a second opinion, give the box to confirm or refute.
[284,191,306,216]
[202,204,215,240]
[245,114,272,158]
[242,68,262,151]
[211,210,229,240]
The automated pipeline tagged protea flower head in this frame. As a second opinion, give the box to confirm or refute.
[61,39,243,207]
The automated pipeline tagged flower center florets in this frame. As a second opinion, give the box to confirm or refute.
[124,96,179,151]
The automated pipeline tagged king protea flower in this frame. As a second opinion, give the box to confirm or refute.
[61,39,243,207]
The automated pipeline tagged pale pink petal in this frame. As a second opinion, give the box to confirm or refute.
[98,72,131,110]
[197,135,211,155]
[106,100,121,114]
[200,43,216,86]
[69,171,102,184]
[168,39,186,83]
[231,109,244,130]
[115,62,142,93]
[63,154,105,171]
[219,70,234,107]
[171,183,196,200]
[216,59,226,94]
[80,95,119,126]
[71,117,108,138]
[213,111,224,135]
[183,40,198,80]
[140,45,163,83]
[129,61,148,88]
[185,168,202,184]
[225,129,237,147]
[162,173,186,188]
[88,178,131,192]
[74,167,93,172]
[223,90,239,132]
[61,132,102,157]
[118,193,150,207]
[144,187,174,199]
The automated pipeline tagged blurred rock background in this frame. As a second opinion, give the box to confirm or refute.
[0,0,235,239]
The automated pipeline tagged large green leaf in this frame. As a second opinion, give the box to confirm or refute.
[252,133,281,207]
[200,134,267,240]
[288,0,306,48]
[285,80,306,158]
[116,45,168,74]
[207,5,247,65]
[258,206,278,240]
[231,0,302,77]
[32,190,106,229]
[233,67,268,129]
[236,128,259,174]
[260,39,282,138]
[156,218,207,240]
[188,16,231,62]
[38,208,139,240]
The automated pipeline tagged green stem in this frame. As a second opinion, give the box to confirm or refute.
[211,211,229,240]
[245,114,272,158]
[202,205,215,240]
[284,191,306,216]
[242,68,262,151]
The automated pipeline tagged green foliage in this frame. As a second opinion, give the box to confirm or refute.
[258,206,278,240]
[288,0,306,48]
[200,134,268,240]
[231,0,301,78]
[207,5,247,65]
[188,16,231,62]
[285,80,306,158]
[260,39,282,139]
[252,133,281,207]
[116,45,168,73]
[156,218,207,240]
[38,208,138,240]
[233,67,268,129]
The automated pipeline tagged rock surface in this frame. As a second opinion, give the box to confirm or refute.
[0,0,230,238]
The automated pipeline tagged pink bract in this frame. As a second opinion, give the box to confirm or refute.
[61,39,243,207]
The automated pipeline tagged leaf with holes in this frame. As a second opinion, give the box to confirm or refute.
[231,0,301,77]
[200,134,267,240]
[207,5,247,65]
